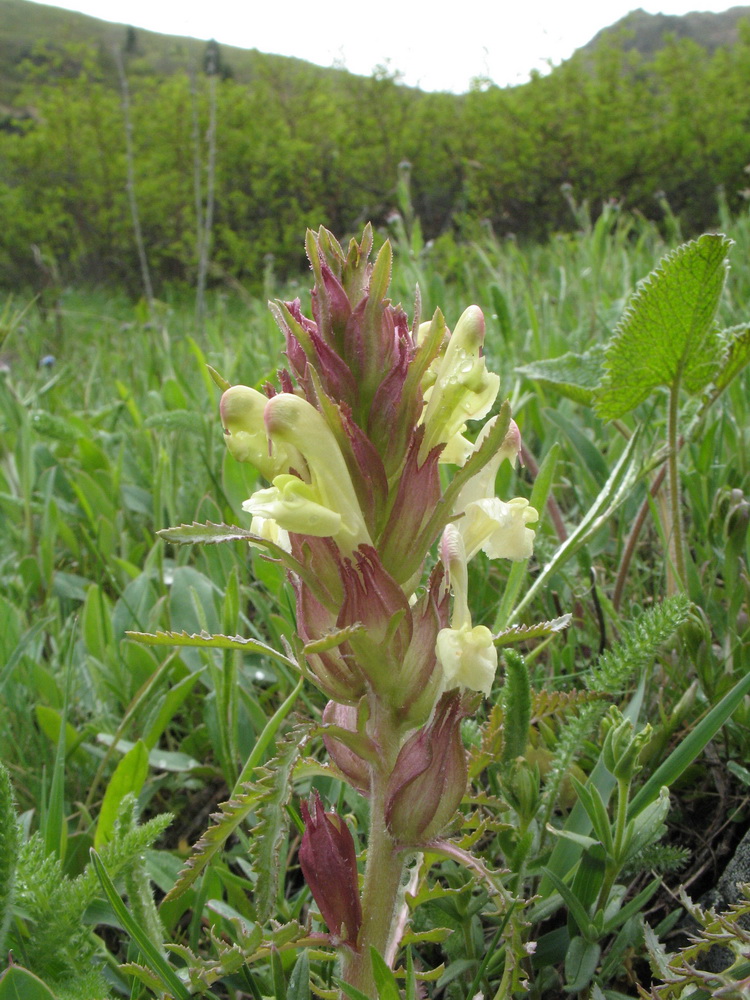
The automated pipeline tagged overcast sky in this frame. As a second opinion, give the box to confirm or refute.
[30,0,740,91]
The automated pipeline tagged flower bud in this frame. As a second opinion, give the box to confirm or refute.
[299,792,362,949]
[419,306,500,462]
[294,575,367,703]
[322,701,372,794]
[385,691,469,845]
[263,394,370,553]
[219,385,304,481]
[336,547,413,695]
[601,708,652,783]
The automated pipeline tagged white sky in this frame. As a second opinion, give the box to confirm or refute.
[31,0,741,91]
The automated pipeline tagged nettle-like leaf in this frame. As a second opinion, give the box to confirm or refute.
[516,345,605,405]
[596,234,733,419]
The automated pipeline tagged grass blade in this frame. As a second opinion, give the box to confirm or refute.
[90,849,191,1000]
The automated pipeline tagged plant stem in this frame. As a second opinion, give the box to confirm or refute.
[341,775,406,997]
[596,777,629,914]
[666,381,687,592]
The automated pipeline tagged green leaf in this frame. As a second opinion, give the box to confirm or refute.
[0,966,58,999]
[247,724,307,922]
[158,521,259,545]
[568,843,607,937]
[516,345,605,405]
[370,948,401,1000]
[286,950,310,1000]
[714,324,750,393]
[628,666,750,818]
[337,982,373,1000]
[96,734,202,773]
[90,849,191,1000]
[165,678,303,902]
[0,763,18,956]
[540,868,596,941]
[34,706,84,755]
[512,430,641,620]
[596,234,732,418]
[81,585,113,661]
[502,650,531,763]
[126,629,298,671]
[600,877,661,935]
[95,740,149,848]
[206,364,231,391]
[494,614,572,647]
[564,935,601,992]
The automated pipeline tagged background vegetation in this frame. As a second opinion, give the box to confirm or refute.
[3,2,750,291]
[1,4,749,995]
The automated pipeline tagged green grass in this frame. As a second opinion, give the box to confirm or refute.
[0,207,748,998]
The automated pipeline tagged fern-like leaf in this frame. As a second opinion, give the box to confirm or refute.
[246,724,309,922]
[164,784,266,903]
[585,594,691,695]
[493,614,572,647]
[165,723,308,910]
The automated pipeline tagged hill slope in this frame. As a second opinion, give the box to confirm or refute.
[579,5,750,60]
[0,0,352,105]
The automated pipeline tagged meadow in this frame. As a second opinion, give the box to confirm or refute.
[0,200,749,1000]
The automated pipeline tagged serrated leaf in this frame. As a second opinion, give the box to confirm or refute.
[125,629,298,669]
[596,234,732,418]
[400,927,454,945]
[516,346,605,404]
[158,521,258,545]
[494,614,572,647]
[302,623,364,655]
[164,783,265,903]
[247,725,307,922]
[714,324,750,393]
[118,963,164,993]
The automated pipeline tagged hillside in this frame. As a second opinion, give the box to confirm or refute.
[5,0,750,111]
[3,0,750,289]
[580,5,750,59]
[0,0,355,106]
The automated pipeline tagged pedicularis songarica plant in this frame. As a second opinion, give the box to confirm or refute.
[220,226,544,992]
[146,225,560,996]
